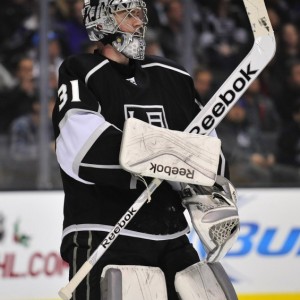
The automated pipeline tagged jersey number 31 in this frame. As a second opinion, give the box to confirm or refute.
[58,80,81,111]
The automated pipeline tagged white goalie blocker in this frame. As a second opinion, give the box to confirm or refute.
[120,118,221,186]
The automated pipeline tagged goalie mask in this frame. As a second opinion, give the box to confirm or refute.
[82,0,148,60]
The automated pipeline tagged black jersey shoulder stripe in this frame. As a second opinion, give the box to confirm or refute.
[141,62,190,77]
[85,59,110,84]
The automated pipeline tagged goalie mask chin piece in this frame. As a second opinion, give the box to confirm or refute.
[82,0,148,60]
[181,176,240,263]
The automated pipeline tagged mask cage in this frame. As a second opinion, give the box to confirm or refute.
[83,0,148,41]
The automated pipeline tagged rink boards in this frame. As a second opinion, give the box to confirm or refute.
[0,189,299,300]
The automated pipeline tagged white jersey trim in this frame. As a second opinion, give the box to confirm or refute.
[56,108,111,183]
[85,59,109,84]
[62,224,190,241]
[80,163,122,169]
[141,63,190,77]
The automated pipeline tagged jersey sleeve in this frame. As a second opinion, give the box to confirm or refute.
[52,56,133,188]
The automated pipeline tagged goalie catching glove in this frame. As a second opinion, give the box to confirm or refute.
[181,176,240,263]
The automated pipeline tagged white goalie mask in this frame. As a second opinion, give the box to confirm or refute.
[82,0,148,60]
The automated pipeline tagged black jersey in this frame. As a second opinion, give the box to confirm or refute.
[52,53,227,240]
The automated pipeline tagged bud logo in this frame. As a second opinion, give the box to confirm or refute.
[189,223,300,258]
[189,63,258,134]
[149,163,194,179]
[228,223,300,256]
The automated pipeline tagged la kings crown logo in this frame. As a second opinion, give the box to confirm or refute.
[189,63,258,134]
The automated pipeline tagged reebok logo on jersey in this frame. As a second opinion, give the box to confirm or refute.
[126,77,137,85]
[149,163,195,179]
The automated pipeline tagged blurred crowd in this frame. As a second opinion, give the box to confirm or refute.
[0,0,299,189]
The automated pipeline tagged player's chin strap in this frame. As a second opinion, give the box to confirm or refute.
[180,176,240,263]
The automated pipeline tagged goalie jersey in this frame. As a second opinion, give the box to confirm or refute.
[52,53,228,240]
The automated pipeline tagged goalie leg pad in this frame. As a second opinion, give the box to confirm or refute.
[100,264,168,300]
[175,262,238,300]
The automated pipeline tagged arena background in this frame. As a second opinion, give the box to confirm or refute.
[0,0,299,299]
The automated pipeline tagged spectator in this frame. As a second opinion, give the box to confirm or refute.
[10,100,43,161]
[8,96,62,189]
[0,56,37,134]
[271,99,300,187]
[276,100,300,168]
[158,0,183,61]
[0,0,37,68]
[217,101,276,186]
[279,23,300,64]
[0,63,16,92]
[59,0,90,55]
[239,78,281,156]
[0,0,299,190]
[270,22,300,95]
[265,0,292,26]
[49,0,70,23]
[193,66,214,103]
[158,0,198,70]
[195,0,250,84]
[9,97,55,160]
[31,31,64,79]
[145,28,165,57]
[240,78,281,134]
[266,5,284,38]
[146,0,171,29]
[273,60,300,124]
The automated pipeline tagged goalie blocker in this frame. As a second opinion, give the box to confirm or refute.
[120,118,221,187]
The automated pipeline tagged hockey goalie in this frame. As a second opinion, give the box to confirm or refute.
[56,0,275,298]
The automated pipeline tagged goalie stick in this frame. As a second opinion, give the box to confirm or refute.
[58,0,276,299]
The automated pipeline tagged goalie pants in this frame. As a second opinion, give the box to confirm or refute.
[61,231,200,300]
